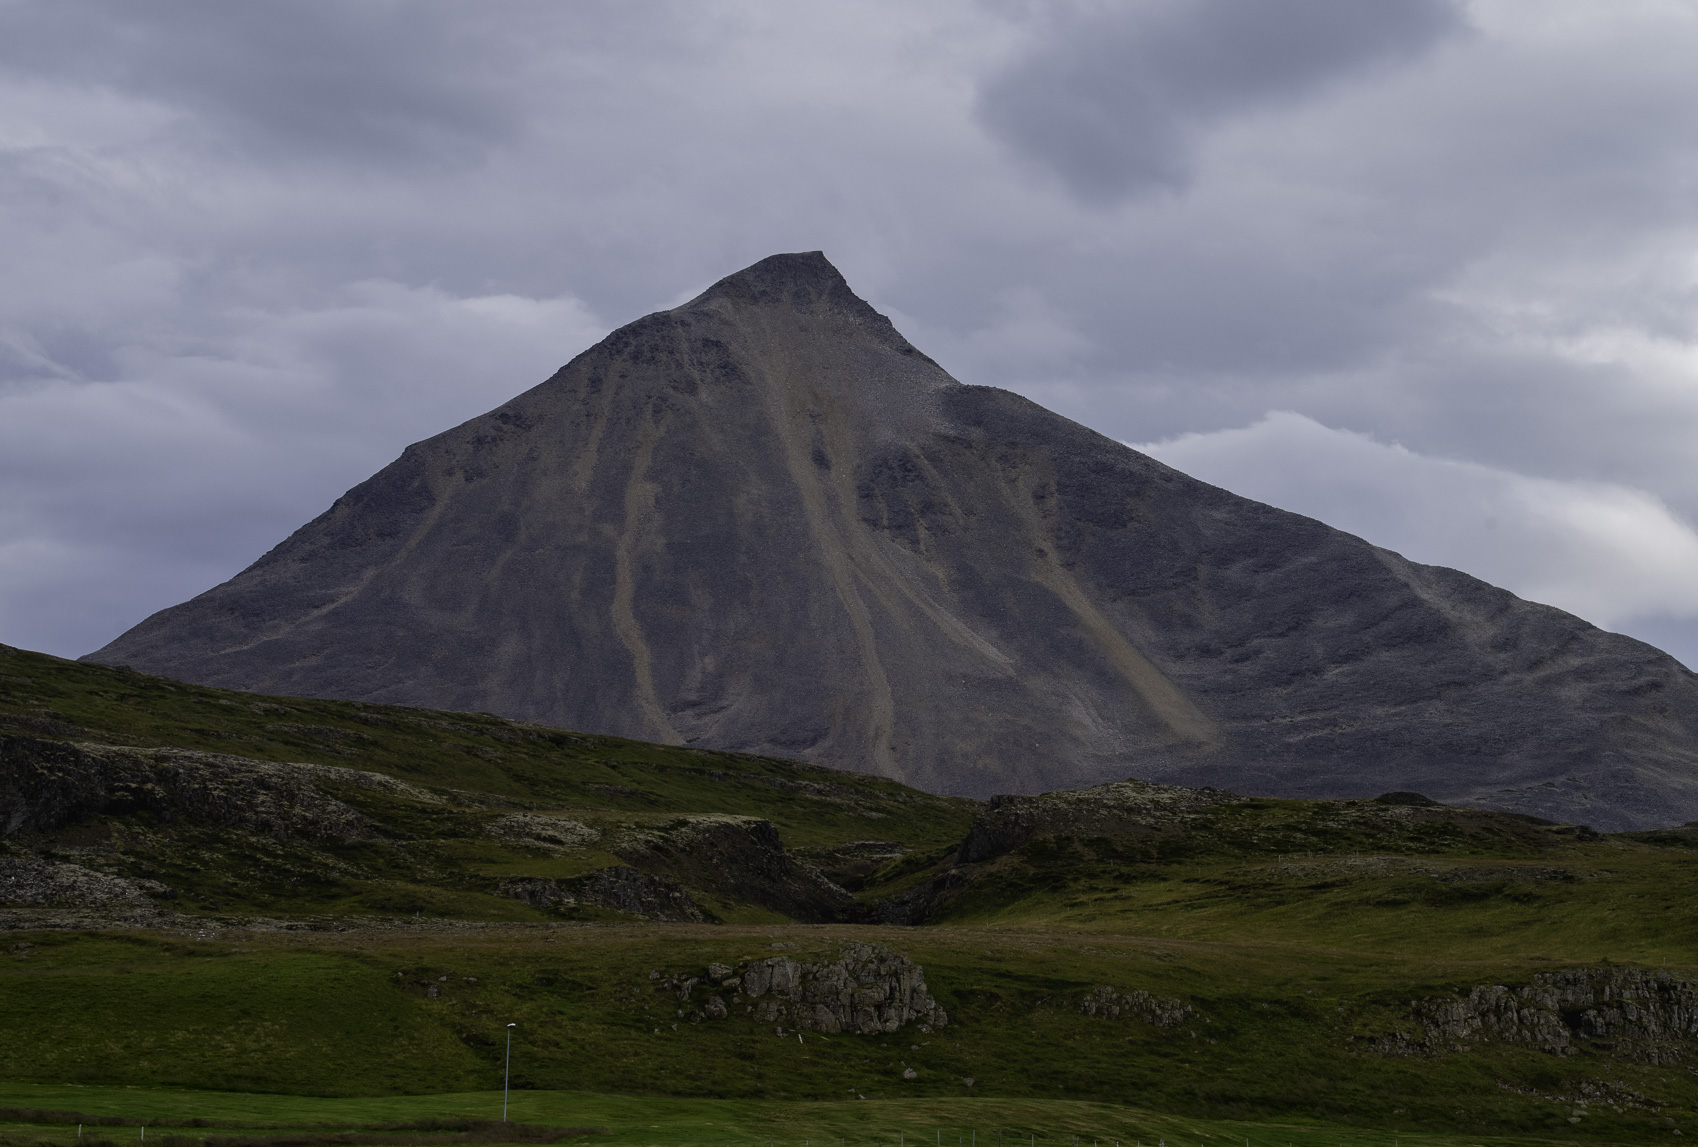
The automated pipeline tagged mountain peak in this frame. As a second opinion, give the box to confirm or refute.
[683,250,872,317]
[83,255,1698,829]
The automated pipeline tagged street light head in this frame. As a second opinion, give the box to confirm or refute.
[508,1022,517,1027]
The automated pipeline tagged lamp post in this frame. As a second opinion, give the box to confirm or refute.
[503,1023,517,1121]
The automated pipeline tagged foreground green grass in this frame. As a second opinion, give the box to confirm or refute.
[2,926,1692,1141]
[0,1086,1639,1147]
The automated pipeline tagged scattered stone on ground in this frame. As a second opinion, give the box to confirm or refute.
[0,857,155,907]
[1077,985,1194,1028]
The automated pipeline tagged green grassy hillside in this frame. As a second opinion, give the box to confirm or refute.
[0,643,973,851]
[869,792,1698,962]
[0,643,975,920]
[6,642,1698,1144]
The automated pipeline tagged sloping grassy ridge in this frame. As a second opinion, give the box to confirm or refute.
[0,643,975,920]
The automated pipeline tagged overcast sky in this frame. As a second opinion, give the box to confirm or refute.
[4,0,1698,670]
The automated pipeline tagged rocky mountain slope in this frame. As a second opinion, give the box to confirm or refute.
[83,252,1698,828]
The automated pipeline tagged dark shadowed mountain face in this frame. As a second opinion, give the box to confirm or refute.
[85,253,1698,829]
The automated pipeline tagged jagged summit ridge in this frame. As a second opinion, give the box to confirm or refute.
[85,253,1698,829]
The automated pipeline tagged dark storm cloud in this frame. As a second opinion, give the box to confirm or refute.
[0,0,522,167]
[978,0,1465,200]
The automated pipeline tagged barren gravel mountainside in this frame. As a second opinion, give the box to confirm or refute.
[85,252,1698,828]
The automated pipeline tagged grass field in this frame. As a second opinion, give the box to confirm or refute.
[2,923,1692,1142]
[0,1084,1643,1147]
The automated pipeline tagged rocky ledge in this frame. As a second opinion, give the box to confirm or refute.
[1,734,439,842]
[500,866,705,923]
[661,942,946,1034]
[1368,967,1698,1064]
[484,813,600,851]
[958,778,1239,864]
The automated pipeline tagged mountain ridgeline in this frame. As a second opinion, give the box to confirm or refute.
[85,253,1698,829]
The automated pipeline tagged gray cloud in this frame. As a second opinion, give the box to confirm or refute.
[0,0,525,168]
[1,0,1697,672]
[977,0,1464,199]
[1135,412,1698,667]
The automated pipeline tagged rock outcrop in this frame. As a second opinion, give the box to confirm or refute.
[874,776,1239,924]
[958,778,1238,863]
[0,735,439,842]
[673,943,946,1033]
[484,814,600,851]
[0,857,158,907]
[1370,967,1698,1064]
[1077,985,1194,1028]
[612,815,852,923]
[0,736,856,926]
[500,866,705,922]
[83,252,1698,829]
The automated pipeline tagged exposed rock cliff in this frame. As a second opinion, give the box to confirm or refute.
[84,252,1698,828]
[1370,967,1698,1065]
[668,943,946,1034]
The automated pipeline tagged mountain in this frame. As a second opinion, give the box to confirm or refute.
[84,252,1698,829]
